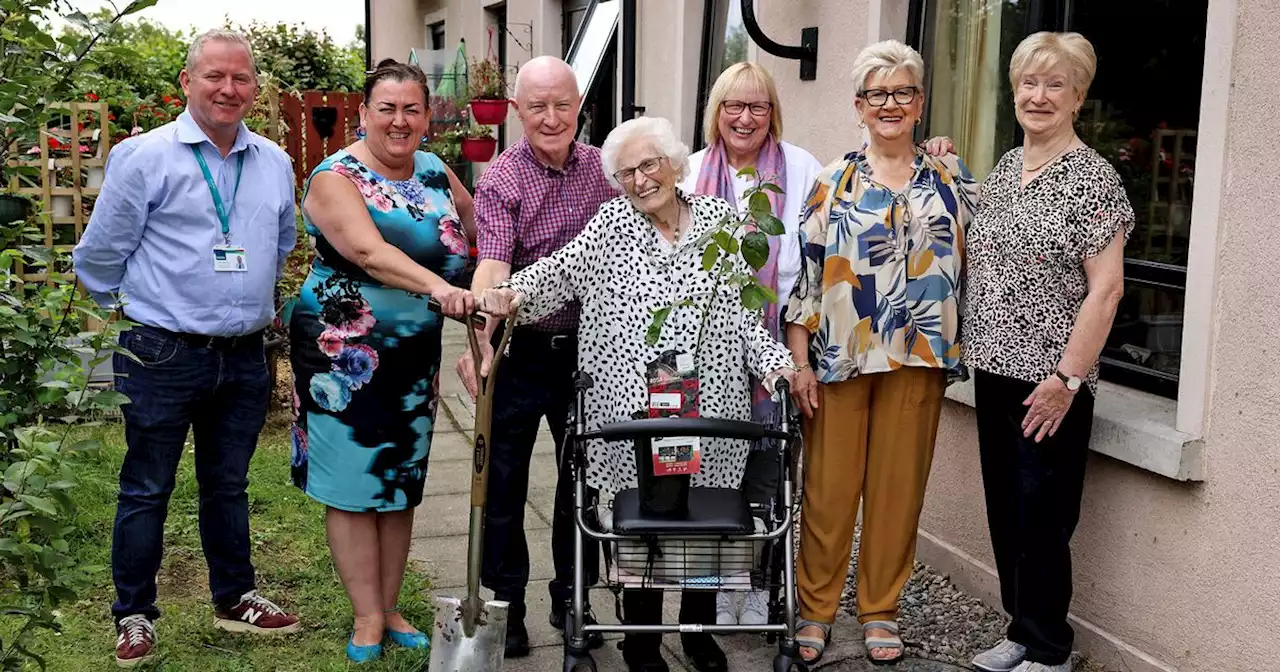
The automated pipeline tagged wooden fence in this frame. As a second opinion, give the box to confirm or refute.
[275,91,364,194]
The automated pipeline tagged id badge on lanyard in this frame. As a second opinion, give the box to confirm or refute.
[646,349,702,476]
[192,145,247,272]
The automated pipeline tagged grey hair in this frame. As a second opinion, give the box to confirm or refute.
[850,39,924,94]
[185,29,258,74]
[600,116,690,190]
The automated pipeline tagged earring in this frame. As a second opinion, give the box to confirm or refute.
[858,120,867,129]
[355,125,366,140]
[915,118,922,126]
[421,136,429,143]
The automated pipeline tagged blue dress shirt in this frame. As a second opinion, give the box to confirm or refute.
[73,111,297,336]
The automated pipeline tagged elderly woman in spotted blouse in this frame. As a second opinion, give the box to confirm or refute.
[964,32,1133,672]
[478,115,797,672]
[784,40,978,666]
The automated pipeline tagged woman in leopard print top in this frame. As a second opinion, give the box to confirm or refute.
[963,32,1134,672]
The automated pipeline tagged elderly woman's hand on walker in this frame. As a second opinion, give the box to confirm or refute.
[478,286,524,318]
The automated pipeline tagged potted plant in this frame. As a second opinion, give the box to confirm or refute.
[466,57,510,124]
[458,125,498,163]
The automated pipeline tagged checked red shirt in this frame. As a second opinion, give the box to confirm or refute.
[474,138,618,332]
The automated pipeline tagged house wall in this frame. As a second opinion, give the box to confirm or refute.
[748,2,1280,671]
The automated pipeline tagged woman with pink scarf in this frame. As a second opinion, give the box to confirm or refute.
[678,61,823,629]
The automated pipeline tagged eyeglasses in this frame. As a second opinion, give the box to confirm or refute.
[722,100,773,117]
[860,86,919,107]
[613,156,665,184]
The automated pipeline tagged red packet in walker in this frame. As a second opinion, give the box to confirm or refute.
[646,350,700,419]
[651,435,702,476]
[646,350,702,476]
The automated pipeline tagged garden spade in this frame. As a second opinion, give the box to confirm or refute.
[428,301,515,672]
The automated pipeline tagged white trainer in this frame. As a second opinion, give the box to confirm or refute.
[738,589,769,626]
[973,638,1028,672]
[715,591,739,625]
[1012,661,1072,672]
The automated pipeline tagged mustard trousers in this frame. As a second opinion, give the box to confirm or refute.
[797,367,946,625]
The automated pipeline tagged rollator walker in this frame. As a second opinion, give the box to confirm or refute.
[561,372,808,672]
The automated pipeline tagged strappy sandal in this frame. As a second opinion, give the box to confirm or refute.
[795,619,831,665]
[862,620,904,666]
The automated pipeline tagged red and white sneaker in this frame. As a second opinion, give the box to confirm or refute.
[114,614,156,667]
[212,590,301,635]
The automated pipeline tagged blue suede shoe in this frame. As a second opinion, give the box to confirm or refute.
[346,636,383,663]
[387,628,430,650]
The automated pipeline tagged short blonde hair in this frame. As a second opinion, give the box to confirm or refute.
[702,62,783,145]
[850,39,924,94]
[1008,32,1097,97]
[600,116,691,190]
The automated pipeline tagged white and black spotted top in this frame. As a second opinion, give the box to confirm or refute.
[502,190,795,500]
[962,146,1135,392]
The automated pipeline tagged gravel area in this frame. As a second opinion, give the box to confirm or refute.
[839,526,1107,671]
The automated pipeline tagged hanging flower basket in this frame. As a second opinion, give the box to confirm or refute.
[461,136,497,163]
[468,98,510,125]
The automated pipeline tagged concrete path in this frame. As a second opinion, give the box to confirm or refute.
[412,322,964,672]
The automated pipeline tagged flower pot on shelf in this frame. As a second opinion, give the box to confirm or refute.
[86,166,106,189]
[461,137,497,163]
[468,98,509,125]
[0,193,31,225]
[52,195,73,218]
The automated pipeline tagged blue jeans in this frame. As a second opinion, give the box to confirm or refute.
[110,324,271,623]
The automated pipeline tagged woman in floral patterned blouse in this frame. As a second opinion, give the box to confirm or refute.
[784,40,978,665]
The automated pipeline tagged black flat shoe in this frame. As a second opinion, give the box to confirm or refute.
[681,632,728,672]
[504,616,530,658]
[549,601,605,649]
[622,635,670,672]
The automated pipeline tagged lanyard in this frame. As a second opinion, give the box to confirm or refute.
[191,145,245,245]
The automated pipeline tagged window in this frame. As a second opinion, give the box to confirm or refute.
[693,0,751,152]
[429,21,445,51]
[912,0,1208,399]
[564,0,618,146]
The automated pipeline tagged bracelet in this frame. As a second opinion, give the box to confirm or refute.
[794,363,811,373]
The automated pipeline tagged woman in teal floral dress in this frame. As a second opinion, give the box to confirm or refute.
[288,60,475,662]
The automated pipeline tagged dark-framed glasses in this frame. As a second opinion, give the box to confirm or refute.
[613,156,666,184]
[860,86,919,107]
[722,100,773,116]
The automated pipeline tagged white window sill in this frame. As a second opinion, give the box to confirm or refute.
[944,378,1204,481]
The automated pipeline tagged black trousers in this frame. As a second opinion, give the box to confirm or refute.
[974,369,1094,666]
[479,327,600,610]
[623,589,715,652]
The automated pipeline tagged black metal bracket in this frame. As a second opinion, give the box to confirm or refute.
[741,0,818,81]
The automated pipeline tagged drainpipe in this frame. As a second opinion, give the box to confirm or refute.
[364,0,372,69]
[620,0,641,121]
[692,0,717,152]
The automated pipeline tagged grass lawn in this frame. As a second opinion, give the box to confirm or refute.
[26,419,435,671]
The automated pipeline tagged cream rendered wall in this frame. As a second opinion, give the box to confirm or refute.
[753,0,870,165]
[633,0,706,148]
[746,1,1280,672]
[370,0,428,64]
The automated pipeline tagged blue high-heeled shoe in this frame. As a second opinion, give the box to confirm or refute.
[386,627,430,650]
[346,635,383,663]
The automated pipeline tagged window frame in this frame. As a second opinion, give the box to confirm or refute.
[907,0,1194,400]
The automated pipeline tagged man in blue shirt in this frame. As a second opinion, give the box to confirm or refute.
[73,29,300,667]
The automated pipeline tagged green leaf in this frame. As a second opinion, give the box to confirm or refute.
[700,244,720,272]
[712,231,739,254]
[755,213,786,236]
[0,113,19,124]
[39,380,72,390]
[5,461,37,490]
[759,182,785,195]
[17,495,58,517]
[742,231,770,271]
[740,284,769,311]
[0,539,19,553]
[748,191,772,218]
[89,390,130,408]
[735,165,758,178]
[646,306,672,347]
[122,0,164,16]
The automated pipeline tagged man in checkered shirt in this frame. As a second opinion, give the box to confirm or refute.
[458,55,618,658]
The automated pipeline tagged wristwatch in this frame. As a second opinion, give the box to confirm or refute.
[1054,368,1082,392]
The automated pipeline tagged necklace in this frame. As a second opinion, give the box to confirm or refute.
[1022,137,1074,173]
